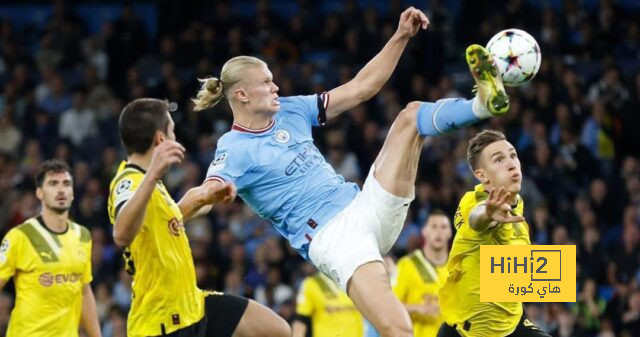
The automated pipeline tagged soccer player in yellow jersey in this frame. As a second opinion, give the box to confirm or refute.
[393,210,451,337]
[292,269,363,337]
[108,98,289,337]
[0,160,101,337]
[437,130,550,337]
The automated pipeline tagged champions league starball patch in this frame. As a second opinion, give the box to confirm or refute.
[115,179,132,195]
[0,239,9,253]
[0,238,8,263]
[209,153,227,173]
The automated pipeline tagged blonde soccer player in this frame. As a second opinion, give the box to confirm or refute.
[0,159,101,337]
[393,210,452,336]
[437,130,551,337]
[108,98,289,337]
[193,7,510,336]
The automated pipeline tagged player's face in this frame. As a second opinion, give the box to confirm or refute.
[476,140,522,193]
[36,171,74,214]
[242,64,280,114]
[423,215,452,250]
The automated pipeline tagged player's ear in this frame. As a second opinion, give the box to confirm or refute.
[474,168,489,185]
[234,87,249,103]
[68,183,74,202]
[35,187,43,201]
[152,130,165,146]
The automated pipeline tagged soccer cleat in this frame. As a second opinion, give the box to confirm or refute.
[466,44,510,116]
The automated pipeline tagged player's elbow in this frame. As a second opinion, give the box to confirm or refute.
[113,234,131,247]
[468,219,480,231]
[112,226,133,247]
[376,319,413,337]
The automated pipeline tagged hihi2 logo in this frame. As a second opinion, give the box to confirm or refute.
[480,245,576,302]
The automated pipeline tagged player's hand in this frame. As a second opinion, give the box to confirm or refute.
[485,187,525,224]
[414,295,440,316]
[204,181,237,205]
[148,140,185,180]
[396,7,429,39]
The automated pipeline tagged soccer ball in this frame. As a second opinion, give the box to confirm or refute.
[486,28,541,87]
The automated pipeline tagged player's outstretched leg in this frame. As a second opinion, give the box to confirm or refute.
[346,45,509,337]
[232,300,291,337]
[348,262,413,337]
[374,44,509,197]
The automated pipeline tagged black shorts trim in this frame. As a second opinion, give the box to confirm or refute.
[204,292,249,337]
[437,313,551,337]
[158,293,249,337]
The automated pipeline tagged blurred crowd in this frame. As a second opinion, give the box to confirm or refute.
[0,0,640,336]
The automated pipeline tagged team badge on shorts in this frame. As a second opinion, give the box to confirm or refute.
[331,269,341,286]
[275,130,290,143]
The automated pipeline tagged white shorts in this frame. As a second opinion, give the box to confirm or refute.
[308,165,414,291]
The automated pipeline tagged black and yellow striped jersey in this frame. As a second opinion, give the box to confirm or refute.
[107,161,205,337]
[0,217,92,337]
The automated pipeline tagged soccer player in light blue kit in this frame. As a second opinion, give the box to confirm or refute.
[191,7,510,337]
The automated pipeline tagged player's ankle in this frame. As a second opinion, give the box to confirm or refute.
[472,96,492,119]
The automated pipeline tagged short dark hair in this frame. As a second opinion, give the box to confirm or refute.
[424,209,449,227]
[467,129,507,170]
[428,209,448,218]
[35,159,72,187]
[119,98,170,155]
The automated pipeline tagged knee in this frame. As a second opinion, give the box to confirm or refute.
[395,101,421,130]
[378,318,413,337]
[248,313,290,337]
[269,316,291,337]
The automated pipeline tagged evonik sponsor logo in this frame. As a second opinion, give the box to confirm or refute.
[39,272,83,287]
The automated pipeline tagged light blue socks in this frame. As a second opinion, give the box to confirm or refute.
[416,97,491,137]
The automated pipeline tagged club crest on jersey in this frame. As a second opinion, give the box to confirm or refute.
[275,130,290,143]
[168,217,184,236]
[115,179,132,195]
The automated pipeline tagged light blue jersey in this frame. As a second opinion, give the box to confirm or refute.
[205,94,359,259]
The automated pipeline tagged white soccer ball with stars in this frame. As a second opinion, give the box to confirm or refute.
[486,28,541,87]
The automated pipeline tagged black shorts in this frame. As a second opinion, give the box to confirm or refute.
[437,313,551,337]
[159,292,249,337]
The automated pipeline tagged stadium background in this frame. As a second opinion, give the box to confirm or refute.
[0,0,640,336]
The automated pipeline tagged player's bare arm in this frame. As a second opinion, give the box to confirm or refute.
[80,283,102,337]
[113,140,185,246]
[469,187,525,232]
[178,181,237,220]
[291,320,308,337]
[325,7,429,120]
